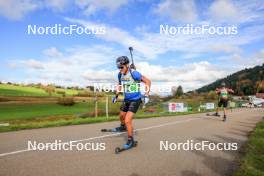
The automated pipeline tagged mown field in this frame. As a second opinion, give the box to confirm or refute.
[0,99,205,132]
[0,83,79,97]
[0,83,217,132]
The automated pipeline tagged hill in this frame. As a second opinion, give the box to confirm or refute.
[196,64,264,95]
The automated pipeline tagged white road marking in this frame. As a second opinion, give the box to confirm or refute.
[0,118,199,157]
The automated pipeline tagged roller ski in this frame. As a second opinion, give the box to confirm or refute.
[115,137,138,154]
[101,124,127,132]
[101,129,116,132]
[206,112,220,117]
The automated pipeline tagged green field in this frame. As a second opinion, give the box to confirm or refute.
[0,84,79,96]
[0,101,122,122]
[234,117,264,176]
[0,98,210,132]
[0,83,219,132]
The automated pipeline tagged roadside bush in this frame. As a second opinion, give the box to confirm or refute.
[56,90,66,97]
[57,97,75,106]
[206,91,217,100]
[96,92,106,97]
[77,91,106,97]
[77,91,94,97]
[43,86,55,96]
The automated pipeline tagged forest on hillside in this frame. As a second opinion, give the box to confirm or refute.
[196,64,264,95]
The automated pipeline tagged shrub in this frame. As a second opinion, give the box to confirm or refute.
[56,90,66,97]
[77,91,94,97]
[43,86,55,96]
[206,91,217,100]
[57,97,75,106]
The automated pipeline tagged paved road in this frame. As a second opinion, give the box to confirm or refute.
[0,108,263,176]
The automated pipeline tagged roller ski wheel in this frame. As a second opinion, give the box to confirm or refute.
[115,141,138,154]
[101,128,126,133]
[101,129,114,132]
[206,113,220,117]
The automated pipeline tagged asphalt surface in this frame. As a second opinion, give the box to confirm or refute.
[0,108,263,176]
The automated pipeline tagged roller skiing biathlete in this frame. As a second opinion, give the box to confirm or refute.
[213,82,234,122]
[102,47,151,154]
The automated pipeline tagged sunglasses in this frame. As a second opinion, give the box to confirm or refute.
[117,66,124,69]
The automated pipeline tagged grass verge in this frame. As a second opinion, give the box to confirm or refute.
[0,110,213,132]
[233,117,264,176]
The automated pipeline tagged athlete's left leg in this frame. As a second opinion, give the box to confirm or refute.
[223,108,227,116]
[124,111,134,137]
[123,99,141,149]
[215,100,222,116]
[223,101,228,122]
[123,111,135,149]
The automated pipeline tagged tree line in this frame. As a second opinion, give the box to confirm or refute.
[196,64,264,95]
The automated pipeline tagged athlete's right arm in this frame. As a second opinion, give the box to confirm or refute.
[112,83,122,103]
[228,88,234,94]
[141,75,151,96]
[215,88,220,94]
[116,83,122,95]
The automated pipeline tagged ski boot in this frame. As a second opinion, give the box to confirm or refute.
[113,123,127,132]
[115,136,138,154]
[213,112,220,117]
[123,136,135,150]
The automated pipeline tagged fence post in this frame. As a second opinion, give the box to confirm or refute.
[94,93,98,118]
[106,96,109,119]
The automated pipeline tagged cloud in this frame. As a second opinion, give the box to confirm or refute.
[153,0,197,22]
[0,0,128,20]
[0,0,70,20]
[65,17,264,60]
[209,0,238,21]
[137,61,227,83]
[75,0,129,16]
[145,61,231,92]
[213,49,264,70]
[82,69,115,81]
[208,0,264,23]
[65,17,157,59]
[8,45,263,93]
[9,43,231,92]
[10,45,120,86]
[23,59,44,70]
[209,44,241,53]
[43,47,63,57]
[255,49,264,58]
[44,0,70,11]
[0,0,39,20]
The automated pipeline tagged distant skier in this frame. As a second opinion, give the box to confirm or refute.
[214,82,234,122]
